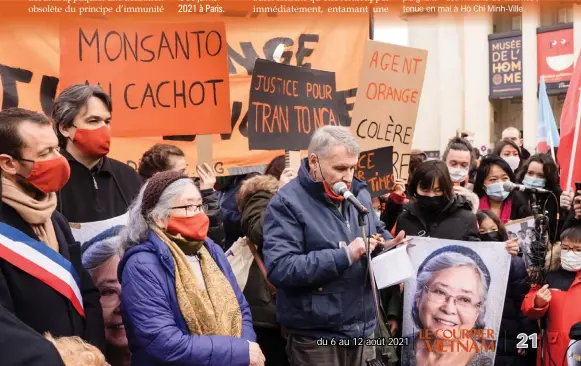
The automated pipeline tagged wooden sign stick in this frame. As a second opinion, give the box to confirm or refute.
[196,134,213,172]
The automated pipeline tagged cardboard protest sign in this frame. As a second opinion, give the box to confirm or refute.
[0,14,369,175]
[355,146,393,198]
[350,40,427,184]
[59,21,231,137]
[248,58,348,151]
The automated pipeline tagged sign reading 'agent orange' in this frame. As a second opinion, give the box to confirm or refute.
[350,40,427,183]
[59,21,231,137]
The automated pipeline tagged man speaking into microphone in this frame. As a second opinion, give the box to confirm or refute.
[263,126,405,366]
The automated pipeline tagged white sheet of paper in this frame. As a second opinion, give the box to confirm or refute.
[69,213,129,245]
[371,244,415,289]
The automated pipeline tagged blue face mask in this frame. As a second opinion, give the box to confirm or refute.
[523,175,546,189]
[486,182,510,202]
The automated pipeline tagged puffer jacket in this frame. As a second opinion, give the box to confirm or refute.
[263,158,392,340]
[395,195,480,241]
[118,232,255,366]
[237,175,279,329]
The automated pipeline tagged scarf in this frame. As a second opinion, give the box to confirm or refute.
[479,196,512,224]
[1,177,59,251]
[152,227,242,337]
[389,192,407,205]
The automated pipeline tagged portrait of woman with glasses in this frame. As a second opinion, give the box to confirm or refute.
[81,225,129,366]
[402,245,496,366]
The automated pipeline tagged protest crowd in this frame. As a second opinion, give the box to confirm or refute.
[1,27,581,365]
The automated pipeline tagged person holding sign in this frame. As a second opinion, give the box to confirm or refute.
[395,160,480,241]
[263,126,405,366]
[0,108,105,352]
[52,85,142,244]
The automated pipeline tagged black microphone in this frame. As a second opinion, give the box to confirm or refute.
[332,182,368,214]
[502,181,549,194]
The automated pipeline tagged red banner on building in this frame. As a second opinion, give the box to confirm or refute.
[537,27,574,93]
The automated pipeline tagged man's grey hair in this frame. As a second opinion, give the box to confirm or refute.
[52,84,112,147]
[411,252,489,330]
[120,178,195,252]
[307,126,360,158]
[82,237,122,275]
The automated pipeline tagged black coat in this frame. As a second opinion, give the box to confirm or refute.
[200,188,225,249]
[57,151,142,224]
[0,304,65,366]
[395,195,480,241]
[0,204,106,352]
[495,256,539,365]
[508,191,534,221]
[380,194,404,232]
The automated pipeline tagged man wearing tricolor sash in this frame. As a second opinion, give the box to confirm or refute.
[0,108,106,352]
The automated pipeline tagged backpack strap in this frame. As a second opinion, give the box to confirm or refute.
[246,240,277,298]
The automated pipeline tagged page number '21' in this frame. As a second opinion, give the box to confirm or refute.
[516,333,538,349]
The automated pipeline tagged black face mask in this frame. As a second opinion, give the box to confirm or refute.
[416,195,447,213]
[480,231,502,242]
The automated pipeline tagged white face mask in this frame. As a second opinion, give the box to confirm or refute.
[374,209,381,219]
[448,166,469,183]
[561,250,581,272]
[502,156,520,172]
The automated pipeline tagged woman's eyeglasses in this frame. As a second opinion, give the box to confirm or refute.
[424,285,482,312]
[171,204,208,216]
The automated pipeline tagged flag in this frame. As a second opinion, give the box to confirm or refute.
[537,76,560,157]
[557,51,581,191]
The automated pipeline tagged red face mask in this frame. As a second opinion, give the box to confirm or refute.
[73,125,111,157]
[20,155,71,194]
[167,213,210,241]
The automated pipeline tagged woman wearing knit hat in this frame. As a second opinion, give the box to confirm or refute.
[402,245,495,366]
[118,171,263,366]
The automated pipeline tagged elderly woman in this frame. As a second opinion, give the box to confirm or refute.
[81,226,130,366]
[402,245,495,366]
[118,171,262,366]
[137,144,225,249]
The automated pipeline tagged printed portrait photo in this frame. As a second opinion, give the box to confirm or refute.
[401,237,512,366]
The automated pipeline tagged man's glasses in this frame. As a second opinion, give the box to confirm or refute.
[170,204,208,216]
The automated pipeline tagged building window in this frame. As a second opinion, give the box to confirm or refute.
[512,15,522,31]
[493,13,521,33]
[558,7,573,24]
[541,5,573,26]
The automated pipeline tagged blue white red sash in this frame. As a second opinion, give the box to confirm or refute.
[0,222,84,317]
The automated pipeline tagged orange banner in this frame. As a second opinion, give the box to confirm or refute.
[59,21,231,137]
[0,14,367,175]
